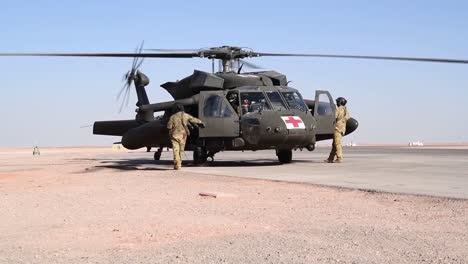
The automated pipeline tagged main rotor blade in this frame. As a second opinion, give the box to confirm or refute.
[0,52,199,58]
[145,48,201,52]
[239,59,265,69]
[256,53,468,64]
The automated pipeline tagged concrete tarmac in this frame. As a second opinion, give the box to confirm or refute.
[103,146,468,199]
[2,146,467,199]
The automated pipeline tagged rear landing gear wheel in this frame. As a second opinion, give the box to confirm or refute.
[193,147,207,165]
[154,148,162,160]
[277,149,292,164]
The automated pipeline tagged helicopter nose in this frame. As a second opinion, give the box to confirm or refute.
[345,117,359,135]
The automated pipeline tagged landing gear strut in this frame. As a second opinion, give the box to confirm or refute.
[193,147,218,164]
[193,146,207,165]
[206,151,216,162]
[154,147,163,161]
[276,149,292,164]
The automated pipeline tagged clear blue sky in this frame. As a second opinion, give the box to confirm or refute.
[1,0,467,147]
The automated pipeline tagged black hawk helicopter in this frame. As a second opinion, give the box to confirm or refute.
[2,46,467,164]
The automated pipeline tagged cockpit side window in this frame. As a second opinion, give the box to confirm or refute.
[265,91,287,110]
[281,92,308,112]
[240,92,271,115]
[203,95,234,117]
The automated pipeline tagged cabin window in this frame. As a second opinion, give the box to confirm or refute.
[265,91,287,110]
[240,92,271,115]
[203,95,234,117]
[316,93,334,116]
[281,92,308,112]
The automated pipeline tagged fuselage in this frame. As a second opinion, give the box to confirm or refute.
[93,70,358,151]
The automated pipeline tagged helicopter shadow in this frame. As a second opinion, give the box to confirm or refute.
[94,158,283,171]
[95,159,171,171]
[190,159,282,167]
[95,164,170,171]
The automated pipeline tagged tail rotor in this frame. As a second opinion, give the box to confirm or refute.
[117,41,145,112]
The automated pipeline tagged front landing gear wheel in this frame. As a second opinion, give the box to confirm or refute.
[193,147,207,165]
[277,149,292,164]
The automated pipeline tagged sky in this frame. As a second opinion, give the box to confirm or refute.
[0,0,467,147]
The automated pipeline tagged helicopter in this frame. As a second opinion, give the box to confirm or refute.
[2,45,467,164]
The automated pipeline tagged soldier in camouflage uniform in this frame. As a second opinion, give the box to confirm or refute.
[167,103,205,170]
[325,97,350,163]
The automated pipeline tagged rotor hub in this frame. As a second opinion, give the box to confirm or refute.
[197,46,258,60]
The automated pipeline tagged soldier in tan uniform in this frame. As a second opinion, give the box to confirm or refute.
[325,97,350,163]
[167,103,205,170]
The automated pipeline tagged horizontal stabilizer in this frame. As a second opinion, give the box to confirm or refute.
[93,120,141,136]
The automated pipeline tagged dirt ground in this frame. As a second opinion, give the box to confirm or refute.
[0,148,467,263]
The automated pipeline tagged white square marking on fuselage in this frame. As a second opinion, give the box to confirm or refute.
[281,116,305,129]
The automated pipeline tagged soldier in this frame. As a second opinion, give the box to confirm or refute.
[167,103,205,170]
[227,93,240,115]
[241,99,250,114]
[325,97,350,163]
[33,146,40,156]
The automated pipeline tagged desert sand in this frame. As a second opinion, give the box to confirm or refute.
[0,147,467,263]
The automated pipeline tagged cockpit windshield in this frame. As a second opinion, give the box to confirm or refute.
[240,92,271,114]
[265,91,287,110]
[281,92,308,112]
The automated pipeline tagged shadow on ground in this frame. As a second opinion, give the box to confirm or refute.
[94,158,283,171]
[76,156,323,173]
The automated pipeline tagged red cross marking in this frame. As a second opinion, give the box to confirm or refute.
[284,116,303,128]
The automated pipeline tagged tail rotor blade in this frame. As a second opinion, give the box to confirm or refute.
[135,56,144,71]
[117,81,129,102]
[131,47,138,70]
[134,41,145,70]
[118,83,131,113]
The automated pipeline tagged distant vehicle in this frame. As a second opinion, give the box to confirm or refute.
[346,142,357,147]
[408,141,424,147]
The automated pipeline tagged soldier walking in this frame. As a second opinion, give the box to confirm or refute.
[325,97,350,163]
[167,103,205,170]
